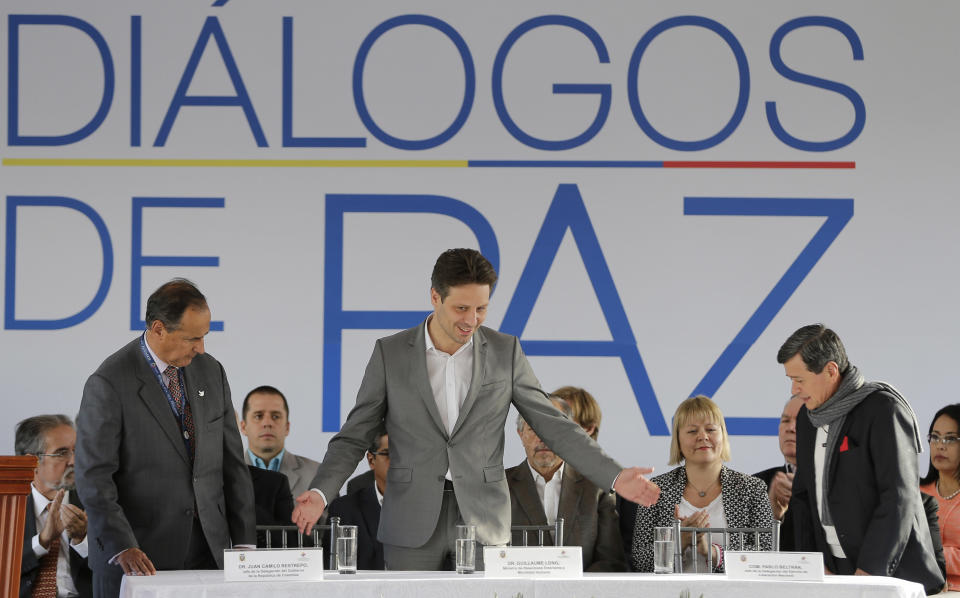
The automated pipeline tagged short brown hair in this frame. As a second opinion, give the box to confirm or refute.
[430,248,497,300]
[551,386,601,440]
[145,278,207,330]
[668,395,731,465]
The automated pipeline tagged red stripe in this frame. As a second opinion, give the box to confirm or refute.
[662,161,855,169]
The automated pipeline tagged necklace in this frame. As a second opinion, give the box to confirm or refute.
[938,479,960,500]
[688,477,719,498]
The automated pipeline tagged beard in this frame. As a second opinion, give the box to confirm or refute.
[55,467,76,491]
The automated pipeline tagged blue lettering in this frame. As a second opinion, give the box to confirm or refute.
[353,15,475,150]
[766,16,866,152]
[131,16,141,147]
[628,16,749,151]
[685,196,853,434]
[499,184,669,435]
[5,196,113,329]
[154,17,267,147]
[323,194,498,430]
[8,15,114,146]
[492,16,612,151]
[130,197,224,330]
[282,17,365,148]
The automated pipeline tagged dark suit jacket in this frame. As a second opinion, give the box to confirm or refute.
[248,466,295,548]
[793,389,943,594]
[76,337,256,596]
[920,492,948,584]
[20,491,92,598]
[327,485,384,570]
[754,465,797,551]
[248,466,294,526]
[615,496,638,570]
[506,461,626,572]
[346,470,375,495]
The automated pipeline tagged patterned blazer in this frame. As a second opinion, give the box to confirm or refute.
[630,465,774,572]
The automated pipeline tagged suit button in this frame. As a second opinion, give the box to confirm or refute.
[185,508,193,516]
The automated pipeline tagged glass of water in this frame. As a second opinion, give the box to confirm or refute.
[337,525,358,574]
[653,526,675,574]
[456,524,476,574]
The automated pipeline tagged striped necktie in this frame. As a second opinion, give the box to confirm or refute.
[165,365,195,460]
[31,528,60,598]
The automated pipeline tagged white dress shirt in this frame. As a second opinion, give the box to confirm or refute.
[31,484,87,597]
[814,425,847,559]
[424,317,474,479]
[527,461,565,527]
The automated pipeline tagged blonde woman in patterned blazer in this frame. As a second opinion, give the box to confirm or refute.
[631,396,774,572]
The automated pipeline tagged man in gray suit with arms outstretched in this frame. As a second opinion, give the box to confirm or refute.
[75,279,255,597]
[292,248,660,570]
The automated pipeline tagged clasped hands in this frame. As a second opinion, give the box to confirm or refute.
[38,489,87,550]
[674,504,720,563]
[768,471,794,521]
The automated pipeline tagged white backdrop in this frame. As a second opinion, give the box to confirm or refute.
[2,1,958,482]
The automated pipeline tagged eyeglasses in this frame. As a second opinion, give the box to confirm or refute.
[370,450,389,458]
[928,434,960,446]
[37,448,74,460]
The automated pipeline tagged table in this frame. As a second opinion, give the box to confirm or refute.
[120,570,926,598]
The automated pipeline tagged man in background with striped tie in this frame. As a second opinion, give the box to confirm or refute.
[16,414,92,598]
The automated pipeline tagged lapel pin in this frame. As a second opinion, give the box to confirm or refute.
[198,390,205,397]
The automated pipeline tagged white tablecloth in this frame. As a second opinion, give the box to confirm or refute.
[120,570,926,598]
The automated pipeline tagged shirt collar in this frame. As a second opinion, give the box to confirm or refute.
[423,316,473,357]
[248,448,285,472]
[142,331,170,373]
[374,480,384,507]
[527,460,564,486]
[31,483,65,516]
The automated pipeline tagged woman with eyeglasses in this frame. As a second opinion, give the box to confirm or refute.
[921,404,960,591]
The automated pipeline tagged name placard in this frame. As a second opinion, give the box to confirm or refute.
[724,551,824,581]
[483,546,583,578]
[224,548,325,582]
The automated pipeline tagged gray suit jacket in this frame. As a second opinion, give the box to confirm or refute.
[507,462,626,572]
[310,323,622,547]
[76,337,255,577]
[244,450,321,499]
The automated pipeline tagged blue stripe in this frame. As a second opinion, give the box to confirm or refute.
[468,160,664,168]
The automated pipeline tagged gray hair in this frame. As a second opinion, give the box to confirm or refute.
[516,396,572,432]
[15,414,73,457]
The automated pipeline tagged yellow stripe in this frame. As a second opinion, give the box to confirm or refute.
[2,158,468,168]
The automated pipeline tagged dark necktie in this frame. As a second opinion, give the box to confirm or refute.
[165,365,195,460]
[31,524,60,598]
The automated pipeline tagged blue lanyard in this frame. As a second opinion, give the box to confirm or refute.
[139,334,193,455]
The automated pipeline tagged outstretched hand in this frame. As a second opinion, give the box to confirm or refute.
[613,467,660,507]
[291,490,327,535]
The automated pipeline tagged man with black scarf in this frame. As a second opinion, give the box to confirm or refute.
[778,324,943,595]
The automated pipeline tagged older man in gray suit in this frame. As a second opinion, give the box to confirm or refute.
[293,248,660,570]
[76,279,255,597]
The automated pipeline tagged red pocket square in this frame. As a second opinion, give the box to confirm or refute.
[839,436,850,452]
